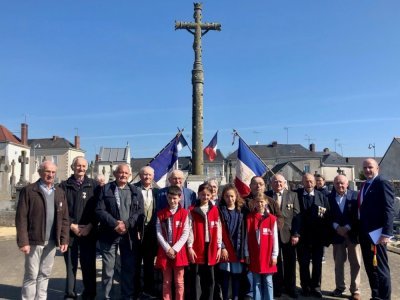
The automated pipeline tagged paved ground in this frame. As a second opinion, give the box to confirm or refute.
[1,227,399,300]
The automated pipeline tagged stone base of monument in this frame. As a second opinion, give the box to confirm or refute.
[186,174,207,194]
[0,200,16,226]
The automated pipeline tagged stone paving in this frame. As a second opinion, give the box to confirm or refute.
[0,227,399,300]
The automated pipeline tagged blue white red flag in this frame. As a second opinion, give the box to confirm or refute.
[234,137,267,197]
[204,131,218,161]
[149,134,188,187]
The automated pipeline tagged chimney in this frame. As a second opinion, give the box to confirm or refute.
[271,141,278,147]
[96,154,100,162]
[52,135,57,141]
[323,147,330,153]
[309,143,316,152]
[74,135,80,149]
[21,123,28,145]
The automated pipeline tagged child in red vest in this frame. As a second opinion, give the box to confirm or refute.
[219,184,246,300]
[187,183,222,300]
[155,185,190,300]
[245,192,278,300]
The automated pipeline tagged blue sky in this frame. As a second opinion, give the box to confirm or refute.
[1,1,399,162]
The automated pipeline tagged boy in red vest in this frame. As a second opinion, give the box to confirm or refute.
[155,185,190,300]
[245,192,278,300]
[187,183,222,300]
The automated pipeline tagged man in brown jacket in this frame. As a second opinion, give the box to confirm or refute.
[16,160,69,300]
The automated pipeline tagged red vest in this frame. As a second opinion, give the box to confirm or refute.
[190,203,220,266]
[246,211,277,274]
[155,206,189,270]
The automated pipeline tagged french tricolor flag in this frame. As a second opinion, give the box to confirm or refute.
[204,131,218,162]
[234,137,267,197]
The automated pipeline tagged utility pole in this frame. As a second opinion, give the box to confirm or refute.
[175,3,221,175]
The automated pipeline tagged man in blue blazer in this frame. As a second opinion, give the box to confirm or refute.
[328,175,361,300]
[359,158,395,300]
[156,169,196,211]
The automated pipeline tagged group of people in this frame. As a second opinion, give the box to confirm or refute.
[15,157,394,300]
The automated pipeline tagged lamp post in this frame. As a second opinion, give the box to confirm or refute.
[368,143,376,159]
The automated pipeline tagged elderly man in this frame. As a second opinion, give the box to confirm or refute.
[205,178,219,205]
[266,174,300,298]
[16,161,69,300]
[96,163,145,300]
[156,170,196,211]
[296,173,331,298]
[133,166,159,298]
[59,156,98,300]
[359,158,394,300]
[328,175,361,300]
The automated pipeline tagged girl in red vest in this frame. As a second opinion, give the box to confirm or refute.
[245,192,278,300]
[187,183,222,300]
[219,184,246,300]
[155,186,190,300]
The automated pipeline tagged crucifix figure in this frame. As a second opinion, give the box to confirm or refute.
[175,3,221,175]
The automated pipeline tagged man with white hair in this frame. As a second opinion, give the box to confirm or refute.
[266,174,300,298]
[16,161,69,300]
[156,170,196,211]
[96,163,145,300]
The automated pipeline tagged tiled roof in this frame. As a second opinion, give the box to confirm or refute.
[28,137,74,149]
[99,147,129,162]
[0,125,21,144]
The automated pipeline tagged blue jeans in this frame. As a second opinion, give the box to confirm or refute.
[252,272,273,300]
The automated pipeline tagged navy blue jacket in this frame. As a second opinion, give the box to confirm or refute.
[328,189,359,244]
[359,175,395,241]
[156,187,196,211]
[96,181,144,244]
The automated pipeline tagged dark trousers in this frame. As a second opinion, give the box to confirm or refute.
[297,242,324,292]
[100,236,140,300]
[190,264,215,300]
[273,239,297,294]
[63,237,97,299]
[360,234,391,300]
[138,225,158,295]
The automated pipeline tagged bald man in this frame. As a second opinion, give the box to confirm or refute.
[296,173,331,298]
[359,158,394,300]
[328,175,361,299]
[266,174,300,298]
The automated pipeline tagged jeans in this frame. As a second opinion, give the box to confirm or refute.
[21,240,57,300]
[252,272,273,300]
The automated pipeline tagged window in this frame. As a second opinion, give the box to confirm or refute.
[303,163,310,173]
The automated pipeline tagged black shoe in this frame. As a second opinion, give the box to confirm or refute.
[331,288,344,297]
[274,291,282,298]
[312,289,323,298]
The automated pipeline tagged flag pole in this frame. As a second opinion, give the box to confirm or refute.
[232,129,275,176]
[147,129,184,165]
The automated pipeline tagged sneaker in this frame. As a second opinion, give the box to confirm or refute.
[331,288,343,297]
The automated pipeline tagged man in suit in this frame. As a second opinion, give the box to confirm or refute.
[297,173,331,298]
[328,175,361,300]
[96,163,145,300]
[267,174,300,298]
[133,166,159,299]
[156,170,196,210]
[359,158,394,300]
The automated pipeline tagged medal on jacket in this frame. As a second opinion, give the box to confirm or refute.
[82,192,87,199]
[318,206,326,217]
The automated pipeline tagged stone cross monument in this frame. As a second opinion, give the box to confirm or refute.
[175,3,221,176]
